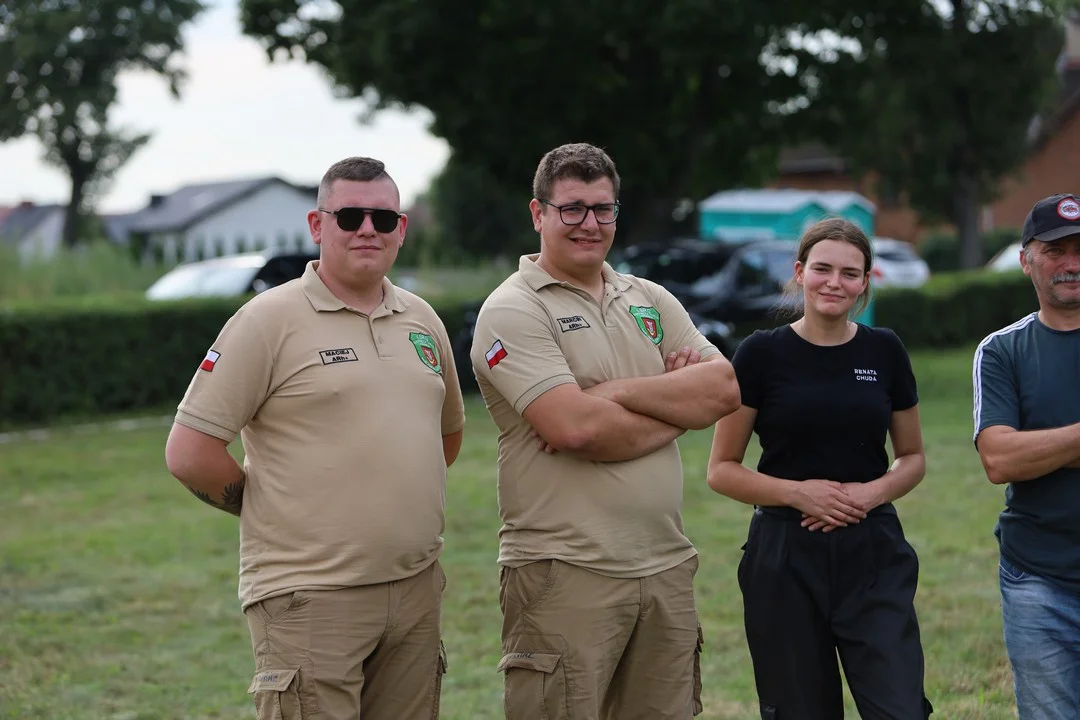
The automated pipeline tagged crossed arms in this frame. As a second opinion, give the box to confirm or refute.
[972,341,1080,484]
[976,424,1080,485]
[523,347,741,463]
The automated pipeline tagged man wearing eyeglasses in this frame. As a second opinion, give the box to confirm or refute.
[165,156,465,720]
[470,143,741,719]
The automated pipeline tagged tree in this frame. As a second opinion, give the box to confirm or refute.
[425,154,535,262]
[240,0,842,247]
[794,0,1063,267]
[0,0,204,248]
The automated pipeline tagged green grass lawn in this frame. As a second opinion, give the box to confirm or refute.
[0,346,1017,719]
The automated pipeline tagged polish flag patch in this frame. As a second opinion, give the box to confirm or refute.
[200,349,221,372]
[485,339,507,369]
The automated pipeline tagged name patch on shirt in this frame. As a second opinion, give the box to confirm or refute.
[557,315,591,332]
[854,368,878,382]
[319,347,358,364]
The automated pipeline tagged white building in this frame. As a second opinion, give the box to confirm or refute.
[110,177,319,265]
[0,203,66,262]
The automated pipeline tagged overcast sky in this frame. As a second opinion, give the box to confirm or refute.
[0,0,450,214]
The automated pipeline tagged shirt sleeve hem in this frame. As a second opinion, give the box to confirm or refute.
[513,374,580,415]
[441,418,466,435]
[973,420,1020,444]
[174,411,239,443]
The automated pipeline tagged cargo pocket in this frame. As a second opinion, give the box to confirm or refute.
[506,560,560,612]
[923,695,934,717]
[248,666,303,720]
[692,624,704,716]
[760,705,777,719]
[431,640,448,719]
[499,651,567,720]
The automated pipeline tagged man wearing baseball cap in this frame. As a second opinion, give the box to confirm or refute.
[973,193,1080,718]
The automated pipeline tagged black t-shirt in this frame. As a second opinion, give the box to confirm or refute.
[732,324,919,484]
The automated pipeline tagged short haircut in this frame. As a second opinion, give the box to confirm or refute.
[317,157,399,207]
[532,143,620,201]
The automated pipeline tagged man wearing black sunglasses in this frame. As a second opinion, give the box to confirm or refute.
[166,156,465,720]
[310,172,407,310]
[470,143,740,719]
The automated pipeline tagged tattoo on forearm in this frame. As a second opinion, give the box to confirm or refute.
[185,479,245,516]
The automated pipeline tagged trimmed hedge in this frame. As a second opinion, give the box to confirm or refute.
[0,294,476,426]
[0,271,1041,425]
[874,270,1038,349]
[917,228,1020,273]
[730,270,1038,348]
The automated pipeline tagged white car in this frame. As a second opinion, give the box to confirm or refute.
[871,237,930,288]
[145,250,316,301]
[986,242,1024,273]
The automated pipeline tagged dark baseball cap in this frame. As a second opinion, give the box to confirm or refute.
[1022,193,1080,246]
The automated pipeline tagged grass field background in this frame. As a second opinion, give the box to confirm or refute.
[0,346,1018,719]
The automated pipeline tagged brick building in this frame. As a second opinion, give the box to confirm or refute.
[769,16,1080,244]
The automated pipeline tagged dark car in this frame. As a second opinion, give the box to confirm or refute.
[608,240,737,305]
[684,240,800,326]
[145,249,318,301]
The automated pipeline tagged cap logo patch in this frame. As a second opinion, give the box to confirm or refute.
[1057,197,1080,220]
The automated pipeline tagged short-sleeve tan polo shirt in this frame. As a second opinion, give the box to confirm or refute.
[470,254,719,578]
[175,261,465,609]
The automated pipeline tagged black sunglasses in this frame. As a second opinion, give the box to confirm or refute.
[320,207,402,233]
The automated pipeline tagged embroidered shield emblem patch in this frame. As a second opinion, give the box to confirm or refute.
[409,332,442,374]
[629,306,664,345]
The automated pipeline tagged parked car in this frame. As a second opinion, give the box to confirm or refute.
[986,242,1024,273]
[145,250,317,301]
[870,237,930,288]
[687,237,918,327]
[684,240,801,325]
[609,240,737,305]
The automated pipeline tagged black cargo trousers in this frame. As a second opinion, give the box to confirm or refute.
[738,505,934,720]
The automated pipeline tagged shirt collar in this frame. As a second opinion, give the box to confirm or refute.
[517,253,632,293]
[301,260,409,315]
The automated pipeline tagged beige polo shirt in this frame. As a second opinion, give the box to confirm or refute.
[470,254,719,578]
[175,261,465,609]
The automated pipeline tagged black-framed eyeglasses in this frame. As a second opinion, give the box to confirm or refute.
[539,200,620,225]
[319,207,402,233]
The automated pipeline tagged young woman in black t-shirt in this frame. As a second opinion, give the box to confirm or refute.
[706,218,932,719]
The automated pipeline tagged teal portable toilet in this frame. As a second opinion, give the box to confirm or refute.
[812,191,876,236]
[854,299,874,326]
[697,189,875,243]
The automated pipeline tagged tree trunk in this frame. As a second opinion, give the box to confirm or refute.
[63,167,87,249]
[954,171,982,269]
[950,0,981,269]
